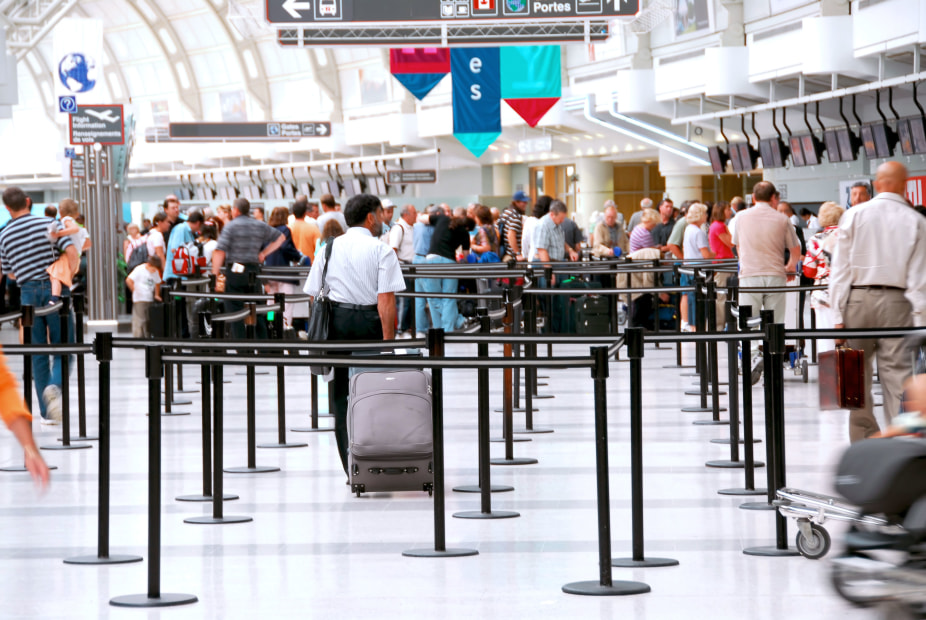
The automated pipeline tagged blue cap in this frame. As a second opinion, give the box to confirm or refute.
[512,190,529,203]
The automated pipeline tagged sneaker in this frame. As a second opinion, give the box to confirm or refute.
[42,385,63,422]
[415,331,427,339]
[39,416,59,426]
[750,354,764,386]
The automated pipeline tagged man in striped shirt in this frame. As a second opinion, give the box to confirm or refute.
[0,187,78,423]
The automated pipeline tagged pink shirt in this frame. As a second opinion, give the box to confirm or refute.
[708,221,733,260]
[731,202,800,278]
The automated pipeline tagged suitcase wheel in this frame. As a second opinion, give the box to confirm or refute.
[424,483,434,497]
[351,483,365,497]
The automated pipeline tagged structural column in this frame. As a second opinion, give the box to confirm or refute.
[575,157,613,230]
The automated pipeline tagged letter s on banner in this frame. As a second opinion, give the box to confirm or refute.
[470,85,482,101]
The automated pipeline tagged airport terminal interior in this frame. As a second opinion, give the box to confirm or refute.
[0,0,925,617]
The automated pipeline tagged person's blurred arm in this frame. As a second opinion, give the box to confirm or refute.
[0,351,49,488]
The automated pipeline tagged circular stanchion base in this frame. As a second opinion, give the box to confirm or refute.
[513,428,554,434]
[489,437,531,443]
[224,466,281,474]
[452,484,514,494]
[739,501,776,511]
[612,557,679,568]
[710,438,761,445]
[235,371,269,376]
[196,380,231,385]
[692,419,730,426]
[718,487,768,496]
[184,515,253,525]
[562,580,651,596]
[453,510,520,520]
[684,390,726,397]
[706,459,764,469]
[691,381,728,386]
[742,545,799,557]
[679,371,699,376]
[402,547,479,558]
[0,464,58,472]
[165,389,198,395]
[528,394,555,400]
[494,408,539,414]
[664,365,696,370]
[57,435,98,442]
[490,457,538,466]
[41,443,91,451]
[290,427,334,433]
[257,442,309,449]
[157,412,192,417]
[167,399,193,407]
[681,407,727,413]
[536,382,549,387]
[110,593,198,608]
[175,493,239,502]
[64,554,142,565]
[537,375,550,379]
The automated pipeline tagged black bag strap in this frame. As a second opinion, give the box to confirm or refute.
[319,238,334,293]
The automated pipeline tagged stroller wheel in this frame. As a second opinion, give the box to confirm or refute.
[801,359,809,383]
[830,552,891,607]
[795,523,831,559]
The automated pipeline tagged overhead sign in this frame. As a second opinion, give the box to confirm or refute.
[70,158,85,178]
[167,122,331,141]
[69,104,124,145]
[387,170,437,184]
[267,0,638,23]
[64,148,77,160]
[518,136,553,155]
[59,96,77,114]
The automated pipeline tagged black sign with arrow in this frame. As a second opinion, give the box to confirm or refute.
[167,122,331,141]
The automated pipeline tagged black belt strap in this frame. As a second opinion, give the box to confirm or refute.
[331,301,378,311]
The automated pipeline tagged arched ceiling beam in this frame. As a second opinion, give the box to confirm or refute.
[204,0,271,118]
[308,48,342,122]
[22,50,56,123]
[73,4,131,108]
[122,0,203,119]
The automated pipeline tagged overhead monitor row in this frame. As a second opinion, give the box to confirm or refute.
[707,116,926,173]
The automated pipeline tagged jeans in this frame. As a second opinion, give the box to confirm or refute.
[412,255,430,334]
[20,280,74,418]
[423,255,464,333]
[397,275,414,333]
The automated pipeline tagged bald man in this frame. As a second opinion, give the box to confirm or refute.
[829,161,926,442]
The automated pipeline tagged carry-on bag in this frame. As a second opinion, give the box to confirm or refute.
[819,346,865,410]
[576,295,611,334]
[348,369,434,496]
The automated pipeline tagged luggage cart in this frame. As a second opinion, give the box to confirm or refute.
[774,487,890,559]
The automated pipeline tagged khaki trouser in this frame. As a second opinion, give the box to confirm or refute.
[738,275,787,324]
[844,287,913,442]
[713,271,733,330]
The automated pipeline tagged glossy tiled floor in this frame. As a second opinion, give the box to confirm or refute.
[0,326,881,619]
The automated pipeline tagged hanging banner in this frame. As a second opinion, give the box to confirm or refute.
[53,18,104,108]
[500,46,561,127]
[451,48,501,158]
[389,48,450,100]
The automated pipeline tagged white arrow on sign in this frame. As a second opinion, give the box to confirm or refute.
[283,0,312,18]
[316,123,329,136]
[86,109,121,123]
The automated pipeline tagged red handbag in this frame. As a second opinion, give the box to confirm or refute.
[819,346,865,410]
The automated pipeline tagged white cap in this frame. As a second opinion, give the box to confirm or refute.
[381,198,395,208]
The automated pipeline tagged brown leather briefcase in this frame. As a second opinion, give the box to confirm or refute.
[819,347,865,410]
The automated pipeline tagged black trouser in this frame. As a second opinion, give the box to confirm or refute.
[329,304,383,475]
[223,265,266,339]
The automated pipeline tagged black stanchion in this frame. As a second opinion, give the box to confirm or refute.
[70,294,96,441]
[743,322,798,557]
[514,297,552,435]
[65,332,142,565]
[170,286,195,395]
[681,276,725,415]
[720,305,768,497]
[177,312,238,503]
[693,281,729,426]
[291,373,335,432]
[564,346,651,596]
[740,309,779,511]
[612,329,679,569]
[664,264,695,370]
[226,304,279,474]
[43,299,91,451]
[110,346,199,608]
[185,359,251,525]
[1,306,58,473]
[259,293,307,449]
[404,329,479,558]
[162,283,192,412]
[491,290,537,465]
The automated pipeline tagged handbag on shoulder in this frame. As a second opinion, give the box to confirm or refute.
[307,240,334,375]
[819,346,865,410]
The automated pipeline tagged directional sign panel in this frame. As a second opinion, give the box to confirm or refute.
[267,0,638,23]
[387,170,437,184]
[70,158,86,179]
[69,105,125,145]
[168,122,331,141]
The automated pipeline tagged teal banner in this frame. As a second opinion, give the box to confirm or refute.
[500,46,561,100]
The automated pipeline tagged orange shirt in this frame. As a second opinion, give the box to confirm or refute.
[290,218,320,261]
[0,348,31,428]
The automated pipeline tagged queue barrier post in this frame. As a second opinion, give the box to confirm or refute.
[564,346,652,596]
[110,346,199,608]
[170,284,195,395]
[720,305,768,497]
[665,263,694,370]
[515,294,552,435]
[681,274,721,415]
[404,329,479,558]
[71,293,96,441]
[454,309,519,517]
[258,293,307,450]
[65,332,142,565]
[613,328,679,569]
[743,322,799,557]
[44,298,91,451]
[226,303,279,474]
[693,278,729,426]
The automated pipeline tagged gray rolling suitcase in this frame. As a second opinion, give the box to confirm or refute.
[348,369,434,497]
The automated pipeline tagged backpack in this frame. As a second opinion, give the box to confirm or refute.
[497,215,507,258]
[171,240,206,276]
[126,236,149,273]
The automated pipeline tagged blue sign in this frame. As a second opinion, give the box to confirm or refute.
[64,148,77,160]
[451,48,501,135]
[59,96,77,114]
[58,53,97,93]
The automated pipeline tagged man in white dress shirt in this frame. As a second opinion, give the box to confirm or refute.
[304,194,406,473]
[829,161,926,442]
